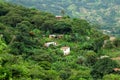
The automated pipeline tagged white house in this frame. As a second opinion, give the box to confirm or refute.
[100,55,109,59]
[86,36,90,40]
[60,47,70,55]
[44,42,57,47]
[49,34,64,39]
[55,15,62,19]
[49,34,57,38]
[109,36,116,41]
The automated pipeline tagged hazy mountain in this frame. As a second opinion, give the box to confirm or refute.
[5,0,120,37]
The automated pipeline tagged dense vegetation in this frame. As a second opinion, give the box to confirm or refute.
[5,0,120,37]
[0,1,120,80]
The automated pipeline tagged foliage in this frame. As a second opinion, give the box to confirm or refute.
[0,1,119,80]
[113,38,120,47]
[0,35,7,53]
[103,74,120,80]
[85,51,97,66]
[90,58,119,79]
[5,0,120,37]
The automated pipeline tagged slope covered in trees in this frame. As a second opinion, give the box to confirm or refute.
[0,1,120,80]
[5,0,120,37]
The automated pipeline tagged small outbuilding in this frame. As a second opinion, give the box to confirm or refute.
[60,47,70,55]
[100,55,109,59]
[44,42,57,47]
[49,34,57,38]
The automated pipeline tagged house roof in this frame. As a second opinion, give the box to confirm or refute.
[61,47,70,50]
[55,15,62,17]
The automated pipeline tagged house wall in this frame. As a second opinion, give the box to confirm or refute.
[44,42,57,47]
[61,47,70,55]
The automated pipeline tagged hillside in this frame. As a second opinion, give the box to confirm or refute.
[5,0,120,37]
[0,1,120,80]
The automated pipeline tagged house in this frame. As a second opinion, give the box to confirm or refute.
[57,34,64,39]
[86,36,90,40]
[100,55,109,59]
[49,34,64,39]
[44,42,57,47]
[113,68,120,72]
[42,35,45,37]
[60,47,70,55]
[109,36,116,41]
[102,40,108,48]
[102,36,116,48]
[102,30,111,34]
[55,15,62,20]
[111,57,120,60]
[49,34,57,38]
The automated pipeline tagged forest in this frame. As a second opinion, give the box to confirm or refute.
[0,1,120,80]
[5,0,120,37]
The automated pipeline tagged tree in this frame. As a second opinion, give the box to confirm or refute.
[16,21,31,32]
[0,35,7,53]
[103,40,115,49]
[85,51,97,66]
[90,58,119,79]
[76,56,86,65]
[103,74,120,80]
[53,21,72,34]
[60,69,72,80]
[72,18,91,35]
[61,9,65,16]
[43,70,60,80]
[10,42,25,55]
[41,20,55,33]
[0,4,9,16]
[1,12,23,27]
[0,67,12,80]
[31,15,45,28]
[92,36,105,52]
[113,38,120,47]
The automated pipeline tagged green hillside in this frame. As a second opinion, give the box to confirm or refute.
[0,1,120,80]
[4,0,120,37]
